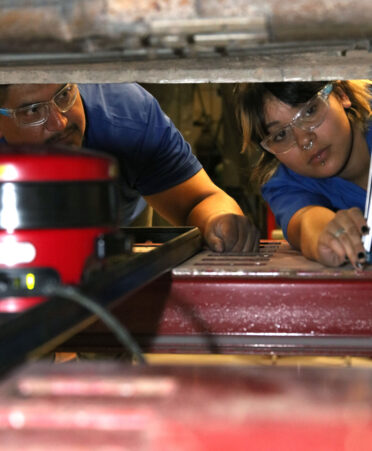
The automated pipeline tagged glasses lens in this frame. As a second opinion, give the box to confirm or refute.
[262,124,295,154]
[295,95,328,130]
[54,84,78,112]
[16,103,49,127]
[261,85,331,155]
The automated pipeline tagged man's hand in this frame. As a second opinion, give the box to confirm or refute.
[316,207,367,269]
[203,213,260,252]
[145,170,261,253]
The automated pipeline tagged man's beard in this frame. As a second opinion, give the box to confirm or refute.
[45,123,83,147]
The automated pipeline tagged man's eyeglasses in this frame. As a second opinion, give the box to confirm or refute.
[0,83,78,127]
[260,83,333,155]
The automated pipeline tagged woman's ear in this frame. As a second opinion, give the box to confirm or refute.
[334,87,352,109]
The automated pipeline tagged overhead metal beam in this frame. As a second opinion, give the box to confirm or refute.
[0,47,371,83]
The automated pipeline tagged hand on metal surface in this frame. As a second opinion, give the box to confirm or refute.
[203,213,260,253]
[317,207,368,270]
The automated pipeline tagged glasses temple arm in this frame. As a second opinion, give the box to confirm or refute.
[0,108,12,118]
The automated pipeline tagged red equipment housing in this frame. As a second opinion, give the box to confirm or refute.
[0,144,120,313]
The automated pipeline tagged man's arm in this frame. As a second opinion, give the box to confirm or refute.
[288,205,367,268]
[144,168,259,252]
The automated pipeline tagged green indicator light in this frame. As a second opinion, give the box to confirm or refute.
[25,273,35,290]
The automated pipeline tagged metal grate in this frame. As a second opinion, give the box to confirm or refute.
[192,241,281,268]
[172,240,372,279]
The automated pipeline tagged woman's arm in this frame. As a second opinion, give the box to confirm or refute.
[287,205,368,269]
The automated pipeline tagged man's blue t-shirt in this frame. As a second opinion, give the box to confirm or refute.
[262,124,372,239]
[78,83,202,224]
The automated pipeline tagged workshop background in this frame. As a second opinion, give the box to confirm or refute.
[142,82,267,233]
[1,2,372,449]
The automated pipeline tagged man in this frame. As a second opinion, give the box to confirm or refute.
[0,82,259,252]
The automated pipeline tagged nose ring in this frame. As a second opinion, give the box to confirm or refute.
[303,140,313,151]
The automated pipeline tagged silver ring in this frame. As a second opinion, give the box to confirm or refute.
[303,140,313,151]
[334,227,346,238]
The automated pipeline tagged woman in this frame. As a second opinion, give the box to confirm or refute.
[237,80,372,269]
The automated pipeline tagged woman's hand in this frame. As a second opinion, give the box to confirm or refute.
[316,207,368,269]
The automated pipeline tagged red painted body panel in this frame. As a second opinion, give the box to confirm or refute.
[1,361,372,450]
[152,277,372,336]
[71,243,372,356]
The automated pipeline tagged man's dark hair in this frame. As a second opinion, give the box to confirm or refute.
[0,85,9,105]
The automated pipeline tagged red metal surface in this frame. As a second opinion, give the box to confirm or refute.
[81,274,372,354]
[0,296,44,313]
[151,278,372,336]
[1,361,372,450]
[4,227,113,285]
[65,242,372,356]
[0,144,117,181]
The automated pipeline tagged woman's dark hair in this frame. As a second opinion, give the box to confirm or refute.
[236,80,372,186]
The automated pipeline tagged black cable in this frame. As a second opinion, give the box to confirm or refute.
[45,284,147,365]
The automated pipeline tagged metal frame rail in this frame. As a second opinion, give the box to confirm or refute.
[61,273,372,358]
[0,226,202,377]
